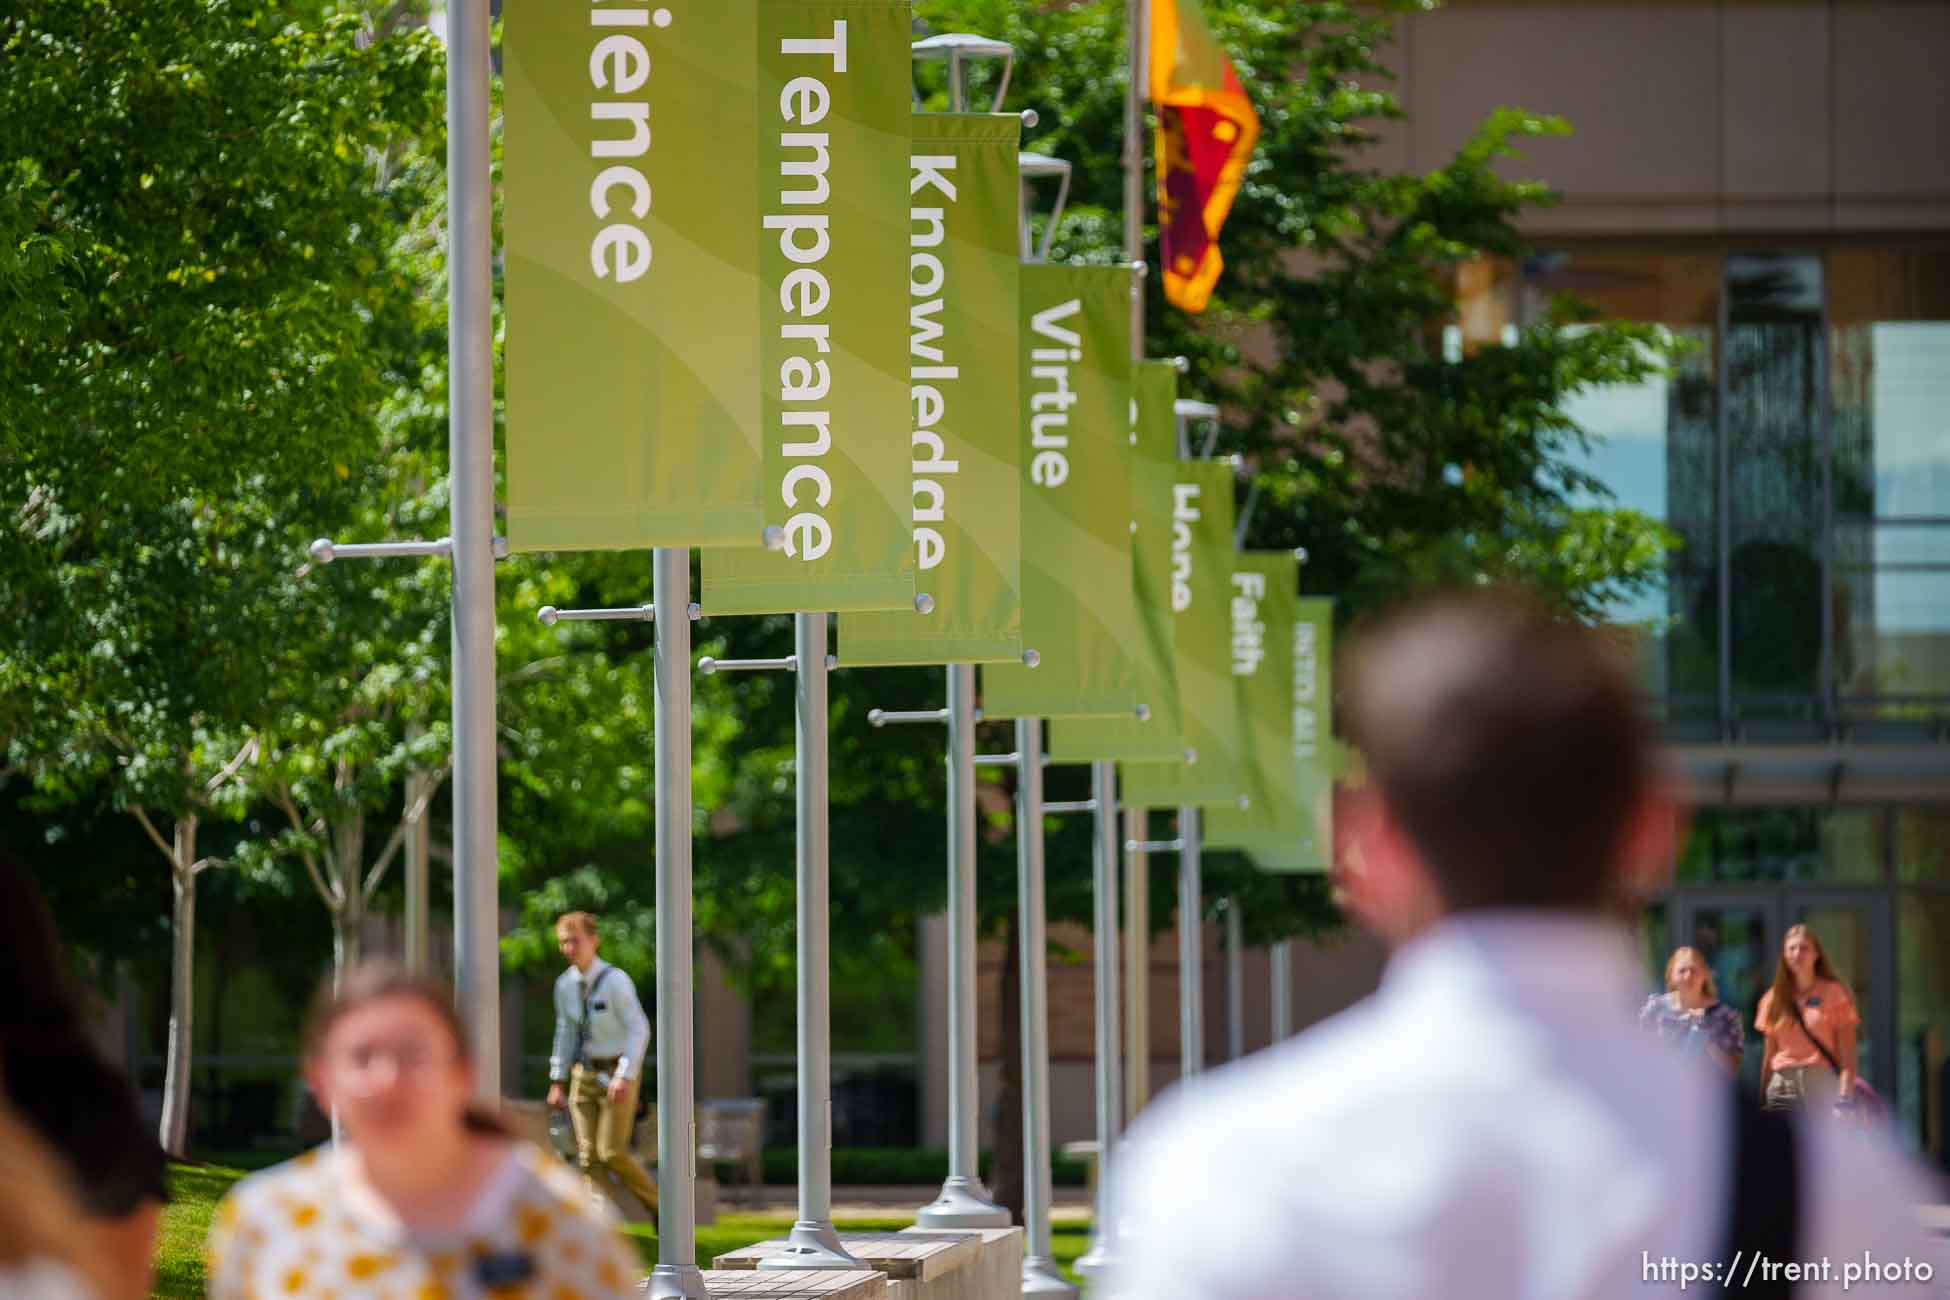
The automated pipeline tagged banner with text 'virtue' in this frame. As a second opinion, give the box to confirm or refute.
[1209,595,1334,871]
[504,0,766,551]
[1118,461,1245,807]
[703,0,917,613]
[842,113,1023,664]
[980,264,1138,718]
[1051,360,1186,760]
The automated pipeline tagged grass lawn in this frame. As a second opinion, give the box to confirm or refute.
[157,1164,1091,1299]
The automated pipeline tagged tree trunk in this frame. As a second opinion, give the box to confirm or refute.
[330,813,366,986]
[159,817,198,1158]
[992,907,1024,1225]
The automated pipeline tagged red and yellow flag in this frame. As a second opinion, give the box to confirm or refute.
[1150,0,1259,314]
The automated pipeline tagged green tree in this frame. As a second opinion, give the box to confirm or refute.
[0,0,443,1153]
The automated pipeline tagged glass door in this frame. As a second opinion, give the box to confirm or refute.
[1674,892,1779,1093]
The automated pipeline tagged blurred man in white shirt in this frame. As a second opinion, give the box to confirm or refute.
[547,911,657,1214]
[1107,590,1944,1300]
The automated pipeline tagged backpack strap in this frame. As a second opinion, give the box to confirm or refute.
[1719,1092,1800,1299]
[573,965,617,1067]
[1782,994,1845,1076]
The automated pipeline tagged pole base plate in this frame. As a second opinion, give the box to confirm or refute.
[914,1176,1011,1229]
[1022,1256,1079,1298]
[757,1221,864,1271]
[646,1264,708,1300]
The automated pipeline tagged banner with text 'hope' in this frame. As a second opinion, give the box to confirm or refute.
[1051,360,1187,760]
[843,113,1024,664]
[980,263,1138,719]
[1119,461,1246,807]
[504,0,766,551]
[703,0,917,613]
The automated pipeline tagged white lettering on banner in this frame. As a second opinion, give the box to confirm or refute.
[765,20,848,561]
[585,1,672,283]
[1028,300,1081,488]
[1292,618,1318,760]
[1170,483,1201,612]
[1230,572,1266,676]
[910,156,959,570]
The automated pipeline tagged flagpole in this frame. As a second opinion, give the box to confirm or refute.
[1125,0,1148,357]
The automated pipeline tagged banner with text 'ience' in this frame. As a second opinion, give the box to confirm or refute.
[842,114,1024,664]
[1051,360,1186,760]
[504,0,766,551]
[1119,461,1246,807]
[980,264,1138,718]
[703,0,917,613]
[1209,595,1334,871]
[1203,552,1298,853]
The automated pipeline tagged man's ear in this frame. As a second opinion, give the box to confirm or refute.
[1333,789,1442,948]
[1614,775,1684,906]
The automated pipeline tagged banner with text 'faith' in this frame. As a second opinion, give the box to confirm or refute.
[1118,461,1246,807]
[703,0,918,613]
[1051,360,1187,760]
[1203,552,1298,855]
[842,113,1024,664]
[504,0,766,551]
[979,263,1139,718]
[1209,595,1334,870]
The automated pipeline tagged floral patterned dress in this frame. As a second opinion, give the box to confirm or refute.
[1637,992,1745,1064]
[207,1141,641,1300]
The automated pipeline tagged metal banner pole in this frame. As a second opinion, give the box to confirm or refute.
[1177,805,1203,1080]
[917,663,1009,1226]
[447,0,499,1096]
[769,613,859,1268]
[1123,807,1150,1123]
[1225,900,1244,1061]
[1270,939,1293,1042]
[647,549,707,1300]
[1015,719,1075,1298]
[404,725,430,976]
[1074,761,1123,1276]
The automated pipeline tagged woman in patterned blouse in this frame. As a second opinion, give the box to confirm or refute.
[1637,946,1745,1076]
[208,961,642,1300]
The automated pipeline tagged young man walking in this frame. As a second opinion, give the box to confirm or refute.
[1106,589,1943,1300]
[547,911,658,1216]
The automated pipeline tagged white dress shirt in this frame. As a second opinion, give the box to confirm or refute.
[1107,911,1945,1300]
[548,957,652,1083]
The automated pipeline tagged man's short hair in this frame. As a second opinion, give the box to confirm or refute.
[1341,587,1654,913]
[556,911,598,938]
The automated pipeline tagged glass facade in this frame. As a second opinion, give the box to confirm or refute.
[1461,249,1950,1168]
[1473,247,1950,737]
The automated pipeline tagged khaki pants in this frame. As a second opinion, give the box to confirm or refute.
[569,1063,659,1215]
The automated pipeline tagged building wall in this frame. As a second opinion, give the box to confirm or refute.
[1370,1,1950,238]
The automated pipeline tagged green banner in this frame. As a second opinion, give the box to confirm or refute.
[1212,595,1335,872]
[1204,552,1298,851]
[504,0,766,551]
[841,114,1024,665]
[979,264,1139,718]
[1118,461,1245,807]
[702,0,917,613]
[1050,361,1186,760]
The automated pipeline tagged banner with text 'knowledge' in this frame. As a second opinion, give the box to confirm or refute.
[503,0,766,551]
[843,113,1024,664]
[1119,460,1246,807]
[1051,360,1187,760]
[980,263,1139,718]
[703,0,918,613]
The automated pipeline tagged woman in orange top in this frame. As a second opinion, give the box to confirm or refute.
[1755,924,1859,1112]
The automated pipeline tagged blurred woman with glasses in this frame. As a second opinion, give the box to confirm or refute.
[208,961,641,1300]
[1637,946,1744,1077]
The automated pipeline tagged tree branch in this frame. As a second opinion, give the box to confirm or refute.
[130,805,181,873]
[189,856,229,877]
[363,758,452,903]
[277,782,341,911]
[203,735,260,797]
